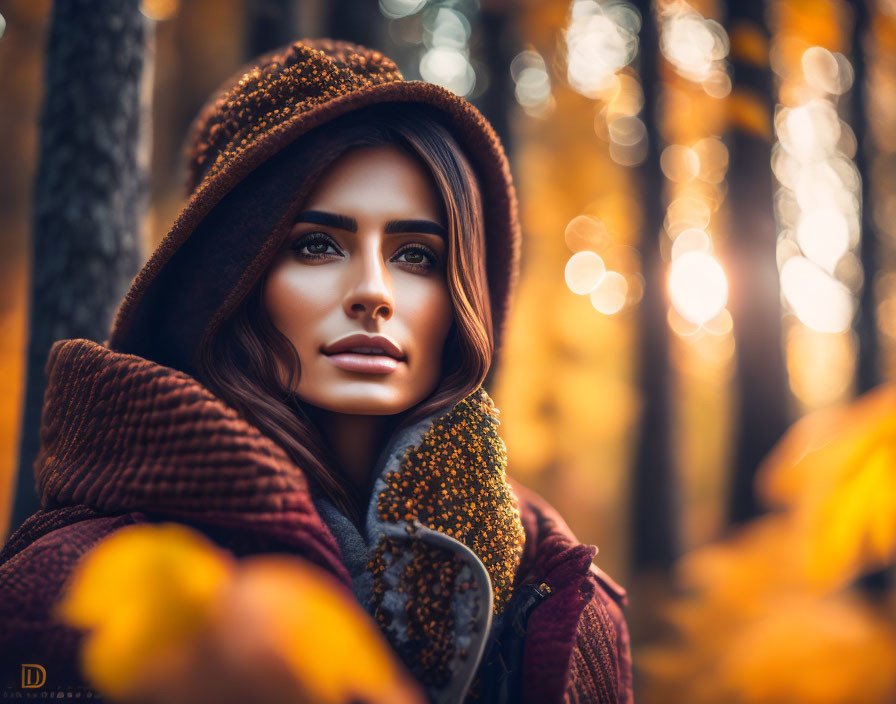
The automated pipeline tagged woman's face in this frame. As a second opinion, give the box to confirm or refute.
[263,143,455,415]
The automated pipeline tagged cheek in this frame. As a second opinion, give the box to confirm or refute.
[263,264,330,348]
[398,277,454,350]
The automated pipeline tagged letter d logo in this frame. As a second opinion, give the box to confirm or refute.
[21,663,46,688]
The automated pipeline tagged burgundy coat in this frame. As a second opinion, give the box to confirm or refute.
[0,338,632,703]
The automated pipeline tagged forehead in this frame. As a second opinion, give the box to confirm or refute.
[302,144,444,220]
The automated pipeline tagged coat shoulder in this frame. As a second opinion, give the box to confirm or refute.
[508,475,626,602]
[507,476,633,704]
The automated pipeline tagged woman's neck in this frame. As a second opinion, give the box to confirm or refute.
[315,410,397,501]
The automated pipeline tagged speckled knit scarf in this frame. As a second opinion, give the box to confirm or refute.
[311,386,526,703]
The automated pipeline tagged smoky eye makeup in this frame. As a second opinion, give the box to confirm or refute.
[393,242,441,269]
[289,230,442,271]
[289,231,340,258]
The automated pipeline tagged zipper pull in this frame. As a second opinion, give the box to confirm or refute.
[532,582,552,599]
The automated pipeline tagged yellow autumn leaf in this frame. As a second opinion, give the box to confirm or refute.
[800,444,896,588]
[54,522,235,700]
[55,522,426,704]
[756,384,896,590]
[758,384,896,507]
[218,555,424,704]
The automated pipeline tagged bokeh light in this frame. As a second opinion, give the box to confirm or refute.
[658,4,730,92]
[670,228,712,260]
[668,251,729,325]
[770,12,864,405]
[565,214,610,252]
[565,0,640,97]
[780,256,854,334]
[565,250,607,294]
[512,49,554,117]
[590,270,628,314]
[418,5,477,96]
[378,0,427,19]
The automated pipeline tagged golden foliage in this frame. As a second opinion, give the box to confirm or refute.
[55,522,425,704]
[758,384,896,589]
[55,523,235,699]
[637,385,896,704]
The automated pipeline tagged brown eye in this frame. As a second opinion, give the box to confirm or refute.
[394,244,439,270]
[290,232,341,259]
[307,241,330,254]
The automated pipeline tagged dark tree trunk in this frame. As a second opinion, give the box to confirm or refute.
[849,0,889,592]
[852,0,879,395]
[630,0,680,572]
[723,0,790,525]
[325,0,383,49]
[11,0,148,534]
[475,4,522,390]
[246,0,303,58]
[472,6,519,157]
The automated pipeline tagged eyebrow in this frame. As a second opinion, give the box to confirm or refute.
[295,210,448,240]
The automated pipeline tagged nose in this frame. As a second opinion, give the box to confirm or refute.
[343,239,394,322]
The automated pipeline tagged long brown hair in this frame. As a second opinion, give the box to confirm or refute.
[196,103,493,527]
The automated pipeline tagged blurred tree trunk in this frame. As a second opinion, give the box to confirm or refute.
[849,0,889,592]
[11,0,148,533]
[723,0,790,525]
[852,0,878,394]
[630,0,680,572]
[246,0,307,57]
[473,3,520,158]
[478,3,523,391]
[325,0,382,49]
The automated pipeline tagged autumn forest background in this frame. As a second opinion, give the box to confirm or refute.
[2,0,896,701]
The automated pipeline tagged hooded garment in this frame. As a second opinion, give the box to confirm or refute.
[0,38,632,704]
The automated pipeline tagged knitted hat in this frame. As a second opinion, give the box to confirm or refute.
[106,37,521,377]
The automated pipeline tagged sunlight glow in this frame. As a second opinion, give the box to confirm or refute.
[668,251,728,325]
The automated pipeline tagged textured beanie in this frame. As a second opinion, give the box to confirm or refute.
[106,37,521,377]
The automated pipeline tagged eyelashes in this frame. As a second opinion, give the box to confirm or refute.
[290,231,339,258]
[289,231,441,271]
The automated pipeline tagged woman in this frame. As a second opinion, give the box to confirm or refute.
[0,38,632,703]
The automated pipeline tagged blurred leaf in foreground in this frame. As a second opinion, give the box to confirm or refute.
[757,384,896,589]
[55,522,426,704]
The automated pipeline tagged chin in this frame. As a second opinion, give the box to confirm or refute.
[297,384,421,416]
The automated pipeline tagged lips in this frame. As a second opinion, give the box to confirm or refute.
[321,333,405,360]
[321,333,406,375]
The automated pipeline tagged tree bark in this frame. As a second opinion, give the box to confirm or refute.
[11,0,148,534]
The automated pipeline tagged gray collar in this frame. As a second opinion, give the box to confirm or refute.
[310,389,517,704]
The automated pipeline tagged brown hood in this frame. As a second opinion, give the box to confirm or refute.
[106,38,521,378]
